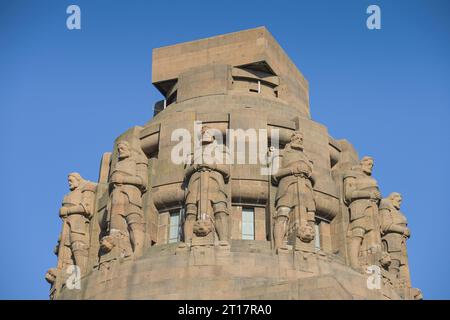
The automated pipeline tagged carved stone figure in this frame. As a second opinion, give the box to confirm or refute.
[59,172,97,274]
[97,232,133,281]
[106,140,148,258]
[45,268,57,299]
[380,192,411,287]
[272,131,316,251]
[343,156,381,270]
[184,126,230,245]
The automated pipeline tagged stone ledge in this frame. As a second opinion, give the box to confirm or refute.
[58,240,400,300]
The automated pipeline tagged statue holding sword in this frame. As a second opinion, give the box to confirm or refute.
[183,125,230,245]
[272,131,316,252]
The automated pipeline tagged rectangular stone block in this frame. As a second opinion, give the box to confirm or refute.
[254,206,267,240]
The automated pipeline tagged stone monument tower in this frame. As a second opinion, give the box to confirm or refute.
[46,27,422,300]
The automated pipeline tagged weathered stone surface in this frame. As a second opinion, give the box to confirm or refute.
[57,241,403,300]
[47,27,420,300]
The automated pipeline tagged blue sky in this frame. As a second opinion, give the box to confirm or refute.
[0,0,449,299]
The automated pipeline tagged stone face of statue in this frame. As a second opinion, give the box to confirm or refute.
[290,132,304,150]
[361,157,374,175]
[68,174,80,191]
[118,142,131,159]
[390,193,402,210]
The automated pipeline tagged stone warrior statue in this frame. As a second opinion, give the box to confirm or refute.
[343,156,381,271]
[106,140,148,258]
[379,192,412,288]
[184,126,230,245]
[58,172,97,274]
[272,131,316,252]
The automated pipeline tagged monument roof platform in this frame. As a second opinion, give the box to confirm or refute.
[152,27,309,105]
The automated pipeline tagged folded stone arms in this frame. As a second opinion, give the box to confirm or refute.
[109,161,148,192]
[271,159,314,186]
[59,186,96,218]
[343,175,381,204]
[185,162,230,182]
